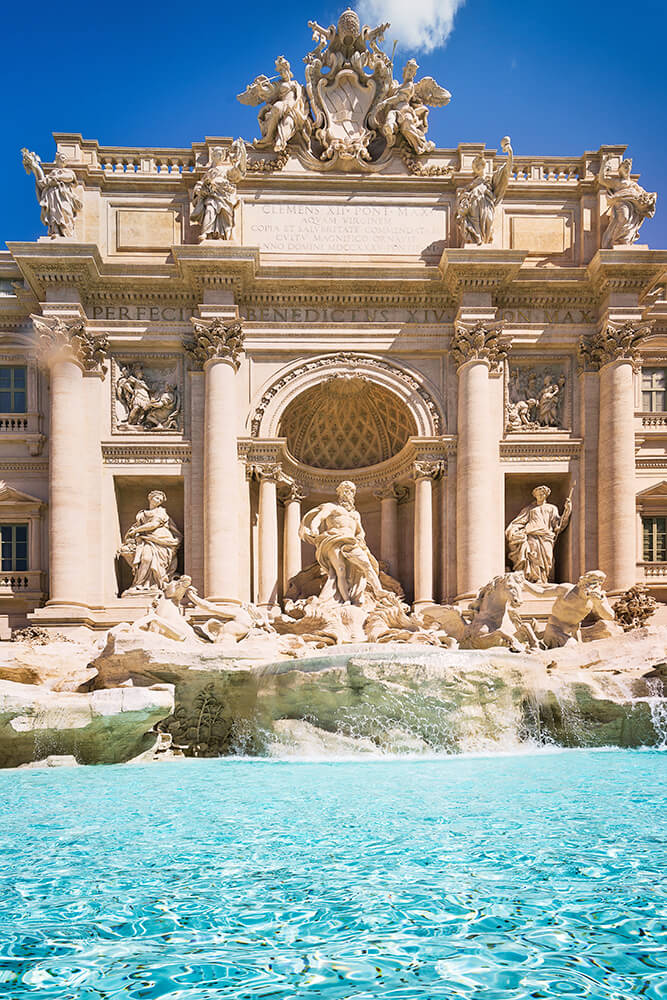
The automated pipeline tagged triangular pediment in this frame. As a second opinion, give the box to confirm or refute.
[0,481,44,506]
[636,481,667,510]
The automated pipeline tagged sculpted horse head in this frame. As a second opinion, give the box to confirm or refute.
[465,571,537,651]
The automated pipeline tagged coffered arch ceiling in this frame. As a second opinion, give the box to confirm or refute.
[279,375,417,470]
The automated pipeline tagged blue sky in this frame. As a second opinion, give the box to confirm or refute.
[2,0,666,247]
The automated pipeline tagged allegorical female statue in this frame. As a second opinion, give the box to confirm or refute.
[456,137,513,245]
[597,155,657,248]
[299,480,385,606]
[21,149,83,238]
[505,485,572,585]
[375,59,451,156]
[191,140,247,242]
[237,57,312,153]
[119,490,182,592]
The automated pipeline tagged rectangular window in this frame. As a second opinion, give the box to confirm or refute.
[0,524,28,572]
[0,366,26,414]
[641,368,667,412]
[643,516,667,562]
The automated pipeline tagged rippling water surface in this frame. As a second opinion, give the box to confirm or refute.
[0,751,666,999]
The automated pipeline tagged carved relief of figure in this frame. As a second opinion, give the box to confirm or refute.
[191,140,246,242]
[118,490,182,592]
[237,57,312,152]
[299,480,386,606]
[374,59,451,156]
[505,485,572,584]
[456,137,513,245]
[21,149,83,239]
[507,367,566,431]
[597,156,657,248]
[116,365,180,431]
[537,374,565,427]
[542,571,615,648]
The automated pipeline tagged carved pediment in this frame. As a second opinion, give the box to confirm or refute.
[636,481,667,513]
[0,481,45,511]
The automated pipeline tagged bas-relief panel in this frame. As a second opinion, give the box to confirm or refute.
[241,201,448,257]
[505,358,572,433]
[111,357,184,434]
[107,202,186,254]
[504,209,574,259]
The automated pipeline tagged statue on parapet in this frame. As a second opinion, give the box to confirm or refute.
[506,484,572,585]
[456,137,513,245]
[373,59,451,156]
[237,57,312,153]
[21,148,82,239]
[597,155,657,248]
[191,140,247,241]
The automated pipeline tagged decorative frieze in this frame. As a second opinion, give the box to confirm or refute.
[578,321,654,373]
[450,320,509,371]
[186,318,245,371]
[32,314,108,375]
[101,444,191,465]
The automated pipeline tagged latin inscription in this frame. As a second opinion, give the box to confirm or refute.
[90,305,193,322]
[243,203,446,255]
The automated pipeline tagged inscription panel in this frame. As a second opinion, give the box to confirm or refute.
[243,202,447,256]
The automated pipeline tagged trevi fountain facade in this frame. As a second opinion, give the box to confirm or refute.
[0,8,666,763]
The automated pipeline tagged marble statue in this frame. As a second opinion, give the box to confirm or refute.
[21,149,82,239]
[464,572,540,652]
[116,364,180,431]
[299,480,385,606]
[118,490,182,592]
[506,369,566,431]
[506,485,572,584]
[456,137,513,245]
[374,59,451,156]
[542,571,615,648]
[237,57,312,152]
[191,140,246,241]
[597,156,657,248]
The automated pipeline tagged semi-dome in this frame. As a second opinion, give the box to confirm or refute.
[279,375,417,470]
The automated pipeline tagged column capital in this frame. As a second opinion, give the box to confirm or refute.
[374,484,409,503]
[249,461,285,484]
[32,313,108,376]
[186,317,245,371]
[280,480,305,504]
[578,320,654,374]
[451,320,510,372]
[412,460,445,481]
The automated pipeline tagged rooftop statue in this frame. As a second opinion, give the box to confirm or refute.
[456,137,513,245]
[597,155,657,248]
[373,59,451,156]
[506,484,573,585]
[237,57,312,153]
[191,140,246,242]
[236,9,451,170]
[21,149,82,239]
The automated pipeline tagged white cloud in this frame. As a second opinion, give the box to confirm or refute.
[356,0,465,53]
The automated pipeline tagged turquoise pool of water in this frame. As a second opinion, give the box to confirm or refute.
[0,750,665,999]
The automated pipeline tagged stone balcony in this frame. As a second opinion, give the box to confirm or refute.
[637,562,667,582]
[0,570,45,599]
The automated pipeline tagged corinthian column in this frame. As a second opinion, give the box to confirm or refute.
[581,321,652,590]
[453,321,508,596]
[412,461,444,609]
[255,463,282,608]
[188,317,244,602]
[282,482,305,589]
[374,485,404,580]
[33,312,108,607]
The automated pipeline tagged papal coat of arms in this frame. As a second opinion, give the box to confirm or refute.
[237,8,451,171]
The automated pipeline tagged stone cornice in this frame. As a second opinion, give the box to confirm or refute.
[439,249,526,299]
[587,249,667,300]
[172,244,259,302]
[500,440,583,462]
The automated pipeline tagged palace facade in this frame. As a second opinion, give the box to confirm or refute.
[1,11,667,633]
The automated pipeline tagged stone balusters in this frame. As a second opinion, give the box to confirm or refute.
[33,311,108,608]
[186,317,244,602]
[452,320,508,596]
[281,482,305,589]
[580,321,652,590]
[412,461,444,609]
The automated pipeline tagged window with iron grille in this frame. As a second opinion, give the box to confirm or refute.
[0,524,28,572]
[0,367,26,414]
[641,368,667,412]
[643,516,667,562]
